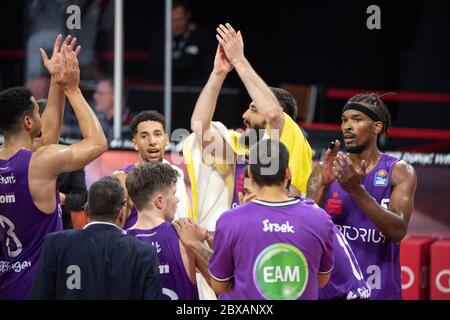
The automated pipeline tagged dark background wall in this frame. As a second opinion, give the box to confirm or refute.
[1,0,450,130]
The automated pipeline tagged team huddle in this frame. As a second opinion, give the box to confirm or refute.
[0,24,417,300]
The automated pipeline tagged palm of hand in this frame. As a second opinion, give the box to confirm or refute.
[44,53,62,75]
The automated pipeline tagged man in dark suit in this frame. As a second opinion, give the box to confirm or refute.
[30,177,162,300]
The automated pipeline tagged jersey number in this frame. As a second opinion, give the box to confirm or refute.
[0,215,23,258]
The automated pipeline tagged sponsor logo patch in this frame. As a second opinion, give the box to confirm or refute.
[374,169,389,187]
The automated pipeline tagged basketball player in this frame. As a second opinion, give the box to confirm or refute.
[238,166,371,300]
[125,162,210,300]
[0,45,107,299]
[184,23,312,231]
[113,111,190,230]
[177,140,334,300]
[307,93,417,299]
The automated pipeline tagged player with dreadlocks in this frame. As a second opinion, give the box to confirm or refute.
[307,93,417,300]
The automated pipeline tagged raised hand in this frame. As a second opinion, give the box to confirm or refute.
[321,140,340,185]
[212,43,233,76]
[216,23,244,66]
[54,45,80,93]
[40,34,81,76]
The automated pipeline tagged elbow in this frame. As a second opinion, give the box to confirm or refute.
[211,286,228,297]
[98,136,108,154]
[210,282,221,295]
[92,134,108,156]
[388,225,408,243]
[391,229,407,244]
[211,280,231,296]
[318,273,331,288]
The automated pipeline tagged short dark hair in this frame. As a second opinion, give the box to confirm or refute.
[125,162,179,211]
[347,93,392,135]
[0,87,34,134]
[270,87,298,121]
[87,176,125,220]
[130,110,166,137]
[249,139,289,187]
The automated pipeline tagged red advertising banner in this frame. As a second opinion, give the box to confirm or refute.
[400,237,436,300]
[430,240,450,300]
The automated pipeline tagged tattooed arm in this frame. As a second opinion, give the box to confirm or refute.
[173,218,214,285]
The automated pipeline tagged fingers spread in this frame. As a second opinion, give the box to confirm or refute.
[69,37,77,51]
[40,48,49,63]
[63,34,72,46]
[75,45,81,57]
[61,45,68,66]
[52,34,63,57]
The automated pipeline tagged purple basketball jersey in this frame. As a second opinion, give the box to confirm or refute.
[324,154,400,300]
[319,225,371,300]
[231,160,246,209]
[127,222,199,300]
[209,198,335,300]
[0,150,62,299]
[121,164,138,230]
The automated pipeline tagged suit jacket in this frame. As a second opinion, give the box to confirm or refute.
[30,222,162,300]
[57,168,88,229]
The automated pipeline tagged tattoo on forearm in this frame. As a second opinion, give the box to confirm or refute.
[307,168,321,198]
[200,246,213,262]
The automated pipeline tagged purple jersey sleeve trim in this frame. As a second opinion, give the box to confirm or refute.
[209,270,234,282]
[318,266,334,274]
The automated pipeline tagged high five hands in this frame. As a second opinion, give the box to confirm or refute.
[215,23,244,66]
[40,34,81,77]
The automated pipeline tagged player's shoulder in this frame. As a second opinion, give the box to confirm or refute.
[298,197,331,219]
[393,159,415,172]
[31,143,67,161]
[281,113,307,141]
[119,232,158,256]
[216,203,252,226]
[391,159,417,185]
